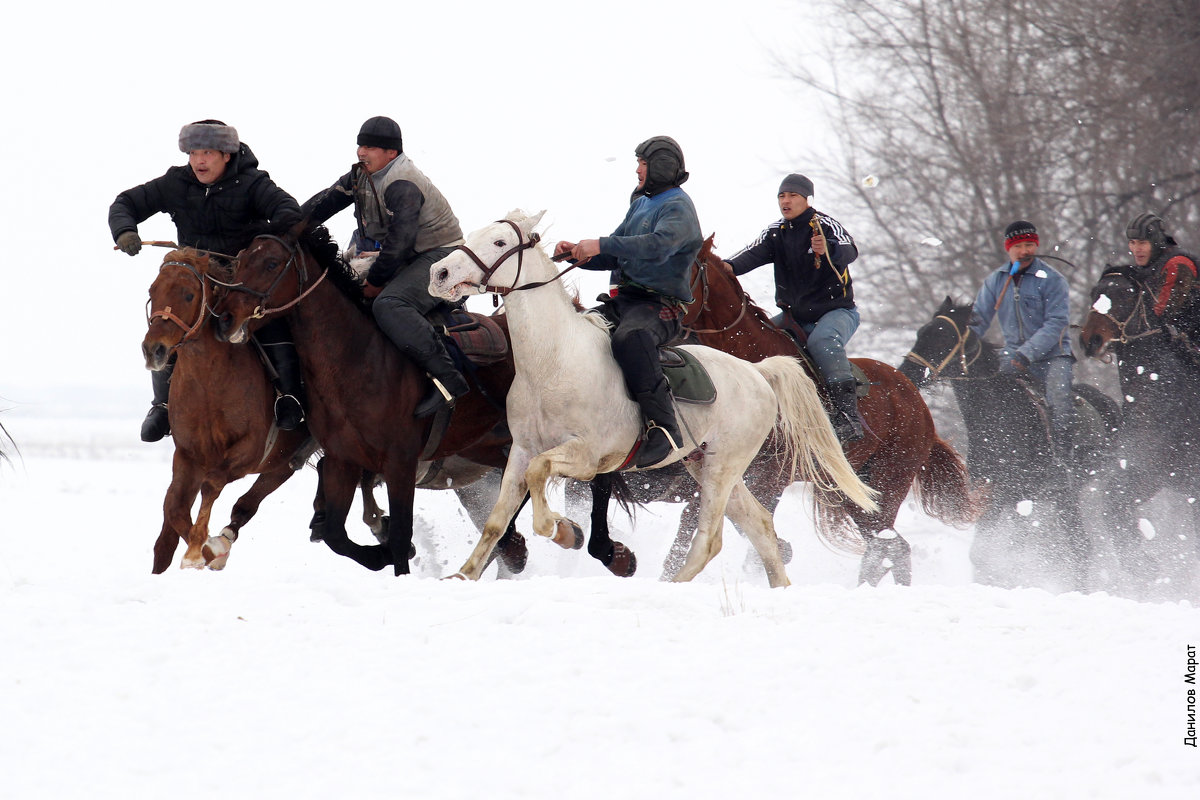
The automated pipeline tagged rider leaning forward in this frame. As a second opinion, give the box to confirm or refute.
[555,135,703,468]
[109,120,306,442]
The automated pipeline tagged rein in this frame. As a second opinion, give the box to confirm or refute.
[1091,273,1164,345]
[681,257,751,336]
[903,314,983,380]
[454,220,579,296]
[146,260,211,351]
[224,234,328,320]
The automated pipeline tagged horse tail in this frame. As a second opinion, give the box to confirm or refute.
[913,435,983,527]
[753,355,879,519]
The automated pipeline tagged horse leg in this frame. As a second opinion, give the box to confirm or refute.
[722,479,790,588]
[455,472,528,577]
[673,461,739,583]
[523,442,590,550]
[205,465,297,570]
[182,475,229,569]
[858,531,913,587]
[452,451,534,580]
[660,495,700,581]
[153,451,201,574]
[315,457,392,571]
[586,473,637,578]
[382,465,417,577]
[360,471,388,544]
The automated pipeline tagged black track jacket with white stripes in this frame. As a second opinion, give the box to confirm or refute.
[726,207,858,324]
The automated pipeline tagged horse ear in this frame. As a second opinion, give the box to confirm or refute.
[938,295,953,313]
[288,218,307,241]
[526,209,546,231]
[701,233,715,257]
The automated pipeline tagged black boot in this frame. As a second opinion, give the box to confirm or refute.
[633,380,683,468]
[414,366,470,418]
[827,378,864,442]
[140,360,173,442]
[261,340,306,431]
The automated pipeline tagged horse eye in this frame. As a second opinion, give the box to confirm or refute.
[184,291,195,303]
[494,239,507,248]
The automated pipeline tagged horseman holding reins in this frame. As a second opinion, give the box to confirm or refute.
[1125,212,1200,344]
[970,220,1074,471]
[109,120,306,442]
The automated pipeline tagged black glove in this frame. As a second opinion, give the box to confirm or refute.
[116,231,142,256]
[1011,352,1031,373]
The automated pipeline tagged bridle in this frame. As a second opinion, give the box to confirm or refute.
[1089,270,1163,345]
[220,234,328,320]
[680,256,751,336]
[903,314,983,381]
[452,219,578,296]
[146,259,211,350]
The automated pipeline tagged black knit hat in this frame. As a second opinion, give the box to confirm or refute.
[357,116,403,152]
[178,119,240,154]
[778,173,814,197]
[1004,220,1039,250]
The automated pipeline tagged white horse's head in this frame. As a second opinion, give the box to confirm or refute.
[429,209,547,302]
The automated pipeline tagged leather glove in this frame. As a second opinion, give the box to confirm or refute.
[116,231,142,256]
[999,352,1030,374]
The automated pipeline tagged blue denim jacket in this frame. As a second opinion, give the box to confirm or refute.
[578,187,701,303]
[971,256,1073,361]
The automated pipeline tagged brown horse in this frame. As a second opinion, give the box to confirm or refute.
[214,222,550,575]
[681,236,980,584]
[141,249,319,573]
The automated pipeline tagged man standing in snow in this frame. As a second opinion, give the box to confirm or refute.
[302,116,468,418]
[109,119,305,442]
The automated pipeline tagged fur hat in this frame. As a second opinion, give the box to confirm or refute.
[178,119,240,154]
[778,173,814,198]
[357,116,403,152]
[1004,220,1039,250]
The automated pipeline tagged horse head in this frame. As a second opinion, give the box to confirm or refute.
[215,220,331,345]
[899,297,982,387]
[430,209,547,302]
[1078,265,1158,358]
[142,248,217,371]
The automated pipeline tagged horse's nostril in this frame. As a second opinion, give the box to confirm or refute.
[435,268,448,283]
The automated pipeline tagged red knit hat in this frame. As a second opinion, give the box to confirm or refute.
[1004,220,1039,250]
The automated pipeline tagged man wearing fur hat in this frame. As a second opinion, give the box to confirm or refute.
[555,135,703,468]
[970,220,1074,468]
[109,119,305,442]
[722,173,864,441]
[1126,212,1200,341]
[302,116,469,418]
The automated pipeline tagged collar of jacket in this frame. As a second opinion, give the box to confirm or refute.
[780,207,816,230]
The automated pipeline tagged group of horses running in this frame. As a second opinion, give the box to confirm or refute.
[139,210,1198,597]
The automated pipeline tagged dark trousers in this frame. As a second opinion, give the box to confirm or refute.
[606,292,683,397]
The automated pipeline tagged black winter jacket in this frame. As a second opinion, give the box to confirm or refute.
[726,207,858,324]
[108,144,301,257]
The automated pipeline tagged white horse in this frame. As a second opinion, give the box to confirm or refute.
[428,210,876,587]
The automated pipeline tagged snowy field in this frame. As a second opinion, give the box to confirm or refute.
[1,412,1198,799]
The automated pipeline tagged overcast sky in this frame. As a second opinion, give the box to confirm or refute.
[1,0,832,410]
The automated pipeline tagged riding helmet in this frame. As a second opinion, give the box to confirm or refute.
[634,135,689,195]
[1125,212,1172,250]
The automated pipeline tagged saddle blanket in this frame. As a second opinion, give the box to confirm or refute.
[660,346,717,404]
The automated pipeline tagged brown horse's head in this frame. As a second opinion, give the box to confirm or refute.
[142,249,215,371]
[216,221,310,344]
[1079,266,1154,358]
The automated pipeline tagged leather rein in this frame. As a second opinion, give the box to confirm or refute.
[146,259,212,352]
[219,234,328,320]
[680,256,751,336]
[453,219,580,296]
[903,314,984,380]
[1090,271,1164,345]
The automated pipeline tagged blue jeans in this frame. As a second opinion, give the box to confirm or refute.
[1028,355,1075,435]
[772,306,860,384]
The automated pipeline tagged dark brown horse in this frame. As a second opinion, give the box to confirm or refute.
[213,223,555,575]
[682,236,980,584]
[141,249,318,573]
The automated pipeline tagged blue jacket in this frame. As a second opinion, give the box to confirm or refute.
[578,186,701,303]
[971,256,1073,361]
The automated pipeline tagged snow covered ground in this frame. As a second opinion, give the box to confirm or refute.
[1,411,1197,799]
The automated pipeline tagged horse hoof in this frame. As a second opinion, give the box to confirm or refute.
[203,535,231,571]
[443,571,469,581]
[552,519,584,550]
[606,542,637,578]
[374,515,390,546]
[180,554,206,570]
[496,532,529,574]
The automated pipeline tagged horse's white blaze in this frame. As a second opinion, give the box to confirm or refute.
[429,210,876,587]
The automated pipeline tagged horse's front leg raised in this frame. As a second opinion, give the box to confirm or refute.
[206,465,297,570]
[525,440,595,551]
[452,451,533,580]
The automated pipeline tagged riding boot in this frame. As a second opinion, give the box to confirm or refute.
[262,340,306,430]
[140,359,174,442]
[633,379,683,468]
[413,349,471,418]
[827,378,864,442]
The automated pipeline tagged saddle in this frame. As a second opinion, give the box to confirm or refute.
[774,314,869,398]
[659,346,717,404]
[432,307,509,365]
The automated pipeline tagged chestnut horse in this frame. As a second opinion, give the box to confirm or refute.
[141,249,318,573]
[683,237,980,585]
[215,223,555,575]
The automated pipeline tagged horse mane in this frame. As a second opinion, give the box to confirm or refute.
[296,222,371,313]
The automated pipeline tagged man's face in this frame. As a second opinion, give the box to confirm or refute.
[358,145,398,174]
[189,149,232,185]
[1007,239,1038,266]
[778,191,809,221]
[635,157,648,190]
[1129,239,1154,267]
